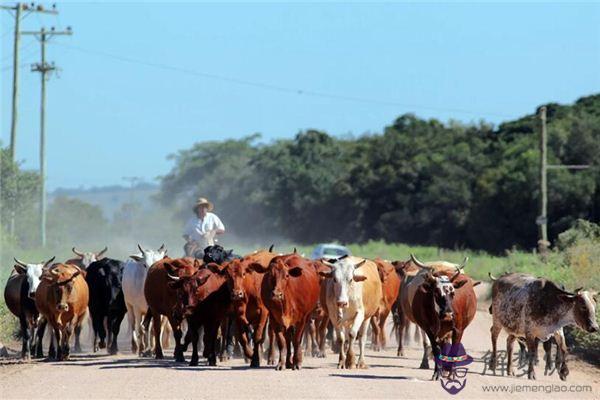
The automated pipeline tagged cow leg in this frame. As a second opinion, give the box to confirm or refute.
[204,322,219,366]
[335,326,346,369]
[63,324,74,361]
[18,314,30,359]
[91,313,104,353]
[419,329,430,369]
[267,321,276,365]
[291,321,306,370]
[108,306,126,355]
[171,318,185,363]
[426,333,441,380]
[306,318,318,357]
[54,327,62,361]
[150,310,164,359]
[28,315,38,358]
[125,304,137,354]
[517,340,527,367]
[543,339,553,376]
[525,334,537,380]
[506,334,516,376]
[316,314,328,358]
[396,313,406,357]
[73,324,82,353]
[250,310,268,368]
[357,317,371,369]
[489,322,502,372]
[554,330,569,381]
[35,318,46,358]
[369,317,379,351]
[379,309,390,351]
[189,322,200,367]
[273,325,287,371]
[140,312,152,357]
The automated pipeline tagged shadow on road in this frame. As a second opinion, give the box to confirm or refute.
[329,373,417,380]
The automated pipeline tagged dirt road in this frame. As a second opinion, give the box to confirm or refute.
[1,308,598,399]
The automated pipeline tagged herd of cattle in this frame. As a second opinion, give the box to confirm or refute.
[3,244,598,382]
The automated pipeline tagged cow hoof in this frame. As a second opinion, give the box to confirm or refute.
[99,341,106,349]
[559,366,569,381]
[337,362,345,369]
[528,371,536,380]
[175,354,185,363]
[108,347,118,356]
[489,360,496,371]
[431,371,440,381]
[275,363,284,371]
[293,364,301,370]
[189,359,199,367]
[267,359,275,366]
[419,361,429,370]
[507,368,515,376]
[357,360,368,369]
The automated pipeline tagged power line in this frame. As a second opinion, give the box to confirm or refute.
[54,42,517,120]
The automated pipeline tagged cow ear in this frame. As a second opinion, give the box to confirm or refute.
[13,264,27,274]
[472,280,482,287]
[453,280,467,290]
[319,271,332,278]
[288,267,302,277]
[248,262,268,274]
[206,262,226,274]
[353,274,367,282]
[130,254,143,262]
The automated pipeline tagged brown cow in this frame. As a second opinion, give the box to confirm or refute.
[398,255,477,380]
[253,254,320,370]
[371,258,401,351]
[35,263,89,361]
[167,264,231,366]
[145,257,201,361]
[215,249,275,367]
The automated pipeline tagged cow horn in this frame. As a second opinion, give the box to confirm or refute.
[96,246,108,257]
[488,272,497,281]
[268,244,274,252]
[51,268,60,275]
[410,254,430,269]
[293,247,297,254]
[322,260,336,268]
[158,244,166,253]
[72,247,84,257]
[338,254,349,260]
[555,285,576,297]
[574,287,583,294]
[167,272,180,281]
[450,269,461,282]
[14,258,28,268]
[458,256,469,269]
[43,256,56,269]
[354,260,367,269]
[137,244,145,254]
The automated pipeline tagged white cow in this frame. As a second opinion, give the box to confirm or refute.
[319,256,383,369]
[122,244,167,356]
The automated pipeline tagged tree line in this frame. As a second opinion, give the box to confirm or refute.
[1,94,598,254]
[158,94,600,253]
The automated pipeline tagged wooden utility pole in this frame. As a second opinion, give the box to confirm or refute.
[23,26,73,247]
[1,3,58,237]
[536,106,590,257]
[0,3,58,160]
[537,107,549,255]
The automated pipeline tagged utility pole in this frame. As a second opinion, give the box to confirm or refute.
[23,26,73,247]
[1,3,58,237]
[0,3,58,160]
[536,106,590,257]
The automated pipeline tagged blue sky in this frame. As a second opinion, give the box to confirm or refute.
[1,2,599,189]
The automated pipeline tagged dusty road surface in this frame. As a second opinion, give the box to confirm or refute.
[1,309,598,399]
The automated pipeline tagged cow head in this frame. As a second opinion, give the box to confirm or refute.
[319,257,367,310]
[43,263,83,312]
[202,245,235,265]
[130,244,167,268]
[223,258,250,301]
[72,246,108,268]
[556,286,599,333]
[420,269,467,322]
[14,257,55,298]
[97,260,124,303]
[167,260,226,319]
[255,256,303,302]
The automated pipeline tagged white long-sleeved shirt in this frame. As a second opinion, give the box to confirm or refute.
[183,212,225,246]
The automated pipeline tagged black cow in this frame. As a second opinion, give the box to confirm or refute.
[85,258,127,354]
[199,244,240,264]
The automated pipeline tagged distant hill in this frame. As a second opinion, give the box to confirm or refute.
[49,183,159,220]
